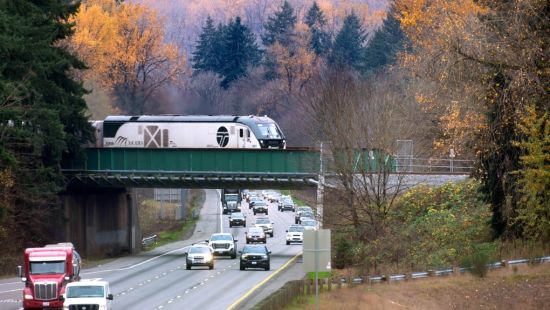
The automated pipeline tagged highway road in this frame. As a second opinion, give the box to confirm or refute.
[0,189,305,310]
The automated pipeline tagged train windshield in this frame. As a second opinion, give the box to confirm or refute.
[257,123,282,139]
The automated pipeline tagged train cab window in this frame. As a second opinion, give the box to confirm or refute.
[246,130,250,138]
[138,126,143,135]
[239,129,243,138]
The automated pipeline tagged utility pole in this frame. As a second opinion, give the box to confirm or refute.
[316,142,325,228]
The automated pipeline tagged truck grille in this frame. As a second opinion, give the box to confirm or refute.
[69,305,99,310]
[212,243,230,249]
[34,282,57,300]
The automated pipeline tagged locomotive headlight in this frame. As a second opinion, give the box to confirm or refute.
[259,140,265,145]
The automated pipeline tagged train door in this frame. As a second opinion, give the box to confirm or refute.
[237,127,248,148]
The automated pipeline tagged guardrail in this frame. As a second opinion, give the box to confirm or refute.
[141,235,158,249]
[254,256,550,309]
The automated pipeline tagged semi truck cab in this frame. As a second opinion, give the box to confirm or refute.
[17,243,81,309]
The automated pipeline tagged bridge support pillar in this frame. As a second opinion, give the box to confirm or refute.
[61,188,141,257]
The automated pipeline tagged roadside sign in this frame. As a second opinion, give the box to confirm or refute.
[303,229,331,273]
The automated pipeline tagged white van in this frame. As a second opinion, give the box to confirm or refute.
[63,279,113,310]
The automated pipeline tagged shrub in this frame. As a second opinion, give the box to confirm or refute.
[461,243,496,278]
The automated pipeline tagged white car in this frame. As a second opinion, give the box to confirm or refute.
[254,217,274,237]
[186,243,214,269]
[286,225,305,245]
[301,219,319,231]
[206,233,238,259]
[63,279,113,310]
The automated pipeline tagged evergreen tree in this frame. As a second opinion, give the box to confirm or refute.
[305,1,330,56]
[220,16,261,88]
[363,8,407,75]
[261,0,297,48]
[0,1,93,247]
[329,12,367,71]
[192,16,219,73]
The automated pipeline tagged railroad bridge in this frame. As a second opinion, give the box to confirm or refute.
[60,148,471,257]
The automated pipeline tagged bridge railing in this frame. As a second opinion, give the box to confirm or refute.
[395,157,475,174]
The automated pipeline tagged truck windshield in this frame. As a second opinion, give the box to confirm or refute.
[30,261,65,274]
[225,195,238,202]
[66,285,104,298]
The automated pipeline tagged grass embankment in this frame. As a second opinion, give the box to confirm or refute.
[279,190,313,208]
[285,263,550,310]
[140,189,205,250]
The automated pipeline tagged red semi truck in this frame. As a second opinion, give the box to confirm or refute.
[17,243,81,309]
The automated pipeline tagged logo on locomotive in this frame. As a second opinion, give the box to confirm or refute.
[216,126,229,147]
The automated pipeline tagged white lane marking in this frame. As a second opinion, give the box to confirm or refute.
[0,288,22,294]
[82,245,191,275]
[0,282,20,286]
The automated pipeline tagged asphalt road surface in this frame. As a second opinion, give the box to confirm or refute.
[0,190,305,310]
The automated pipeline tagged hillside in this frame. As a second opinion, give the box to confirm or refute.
[133,0,389,55]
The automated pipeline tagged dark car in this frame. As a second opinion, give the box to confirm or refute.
[245,227,267,244]
[229,212,246,228]
[279,202,295,212]
[295,206,313,224]
[239,245,271,271]
[248,196,263,209]
[252,201,269,215]
[253,201,269,215]
[278,196,295,211]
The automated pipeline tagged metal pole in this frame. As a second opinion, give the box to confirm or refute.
[315,230,319,310]
[317,142,324,229]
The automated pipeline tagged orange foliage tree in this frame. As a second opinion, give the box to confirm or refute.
[395,0,549,237]
[267,23,317,94]
[70,0,186,114]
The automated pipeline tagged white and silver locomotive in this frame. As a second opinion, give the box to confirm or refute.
[91,115,286,149]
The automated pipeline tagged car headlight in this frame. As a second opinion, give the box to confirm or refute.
[98,305,106,310]
[205,254,213,261]
[24,294,33,299]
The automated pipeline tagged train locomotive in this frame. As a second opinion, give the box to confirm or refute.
[91,115,286,149]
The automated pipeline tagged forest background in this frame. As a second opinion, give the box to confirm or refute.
[0,0,547,274]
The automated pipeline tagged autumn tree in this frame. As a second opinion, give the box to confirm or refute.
[302,67,425,244]
[514,105,550,242]
[395,0,549,238]
[329,12,367,71]
[70,0,186,114]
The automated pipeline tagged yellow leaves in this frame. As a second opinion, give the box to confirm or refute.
[0,169,14,189]
[269,42,316,93]
[70,0,186,91]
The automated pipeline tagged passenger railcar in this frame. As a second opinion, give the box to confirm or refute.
[91,115,286,149]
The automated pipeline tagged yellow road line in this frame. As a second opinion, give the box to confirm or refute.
[227,252,302,310]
